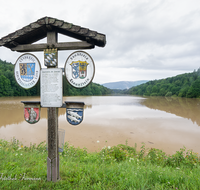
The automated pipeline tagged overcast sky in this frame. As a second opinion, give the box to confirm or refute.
[0,0,200,84]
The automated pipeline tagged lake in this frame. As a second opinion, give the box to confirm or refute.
[0,96,200,155]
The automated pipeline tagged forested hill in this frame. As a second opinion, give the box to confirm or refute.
[0,59,111,97]
[126,69,200,98]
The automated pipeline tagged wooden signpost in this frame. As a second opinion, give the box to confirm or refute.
[0,17,106,182]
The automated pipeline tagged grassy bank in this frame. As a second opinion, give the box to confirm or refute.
[0,139,200,189]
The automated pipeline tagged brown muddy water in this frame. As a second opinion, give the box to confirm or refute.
[0,96,200,155]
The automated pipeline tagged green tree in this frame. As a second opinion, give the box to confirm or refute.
[187,79,200,98]
[125,69,200,98]
[0,75,13,96]
[178,86,189,97]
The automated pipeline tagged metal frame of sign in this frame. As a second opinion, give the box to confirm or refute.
[14,53,41,89]
[64,51,95,88]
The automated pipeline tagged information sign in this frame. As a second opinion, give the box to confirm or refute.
[41,68,63,107]
[64,51,95,88]
[14,53,41,89]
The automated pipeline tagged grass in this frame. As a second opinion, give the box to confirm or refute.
[0,139,200,189]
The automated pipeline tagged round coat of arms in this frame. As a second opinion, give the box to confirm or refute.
[14,53,41,89]
[64,51,95,88]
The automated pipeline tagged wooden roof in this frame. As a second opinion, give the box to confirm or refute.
[0,16,106,51]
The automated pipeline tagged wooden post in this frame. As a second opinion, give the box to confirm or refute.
[47,107,58,181]
[46,31,60,182]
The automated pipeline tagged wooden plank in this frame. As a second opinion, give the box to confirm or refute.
[70,25,81,32]
[23,26,32,33]
[61,22,73,29]
[47,31,57,45]
[47,107,58,159]
[10,41,19,47]
[37,18,46,25]
[79,28,89,35]
[47,157,51,181]
[47,107,58,181]
[52,157,57,182]
[56,41,94,50]
[46,31,59,182]
[57,153,59,180]
[30,22,41,29]
[53,20,64,27]
[48,18,56,24]
[0,16,106,49]
[11,41,94,52]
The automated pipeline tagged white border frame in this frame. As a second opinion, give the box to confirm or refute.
[14,53,41,89]
[64,51,95,88]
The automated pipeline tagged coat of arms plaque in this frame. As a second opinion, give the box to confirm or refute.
[21,101,41,124]
[65,101,85,126]
[64,51,95,88]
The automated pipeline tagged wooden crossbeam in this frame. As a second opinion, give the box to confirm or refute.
[11,41,94,52]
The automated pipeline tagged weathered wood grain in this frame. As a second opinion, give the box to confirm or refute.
[0,16,106,49]
[11,41,94,52]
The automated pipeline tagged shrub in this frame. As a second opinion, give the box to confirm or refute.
[165,91,172,97]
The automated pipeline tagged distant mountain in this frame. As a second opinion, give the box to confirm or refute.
[125,68,200,98]
[102,80,149,90]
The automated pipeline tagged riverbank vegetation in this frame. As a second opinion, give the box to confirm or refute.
[0,139,199,189]
[126,68,200,98]
[3,58,200,98]
[0,59,111,97]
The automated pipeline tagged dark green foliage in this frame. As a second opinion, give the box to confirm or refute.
[62,76,111,96]
[0,59,40,97]
[0,59,111,97]
[126,68,200,98]
[187,78,200,98]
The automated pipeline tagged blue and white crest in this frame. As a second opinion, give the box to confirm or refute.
[71,62,79,79]
[70,61,89,79]
[65,51,95,88]
[66,108,83,125]
[20,63,35,82]
[44,49,57,67]
[15,53,41,89]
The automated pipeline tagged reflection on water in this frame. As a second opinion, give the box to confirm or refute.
[0,96,200,155]
[0,97,92,128]
[141,97,200,126]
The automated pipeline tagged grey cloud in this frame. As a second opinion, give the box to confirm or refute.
[0,0,200,84]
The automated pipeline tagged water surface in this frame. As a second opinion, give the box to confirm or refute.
[0,96,199,155]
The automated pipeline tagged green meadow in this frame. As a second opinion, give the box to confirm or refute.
[0,139,199,190]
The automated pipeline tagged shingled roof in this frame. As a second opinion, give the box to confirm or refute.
[0,16,106,50]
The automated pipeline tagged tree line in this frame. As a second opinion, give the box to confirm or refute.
[126,69,200,98]
[0,59,111,97]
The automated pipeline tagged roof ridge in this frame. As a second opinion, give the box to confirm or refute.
[0,17,106,49]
